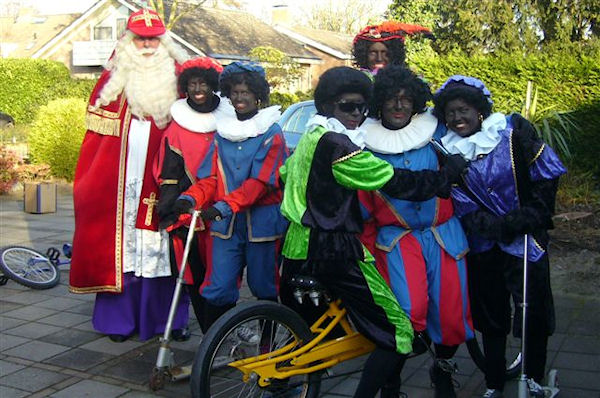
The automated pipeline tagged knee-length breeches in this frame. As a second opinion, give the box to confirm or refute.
[199,215,280,306]
[375,231,473,346]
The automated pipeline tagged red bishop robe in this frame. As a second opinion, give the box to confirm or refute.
[69,70,169,293]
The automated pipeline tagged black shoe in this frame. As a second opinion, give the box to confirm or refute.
[108,334,129,343]
[171,327,191,342]
[429,360,458,398]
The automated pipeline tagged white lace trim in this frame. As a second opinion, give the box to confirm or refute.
[441,112,506,161]
[170,98,234,133]
[306,114,366,149]
[363,109,438,154]
[217,105,281,142]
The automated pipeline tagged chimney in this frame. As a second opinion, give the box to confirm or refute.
[271,4,292,26]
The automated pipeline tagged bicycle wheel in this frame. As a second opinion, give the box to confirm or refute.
[466,332,522,380]
[0,246,60,289]
[191,300,321,398]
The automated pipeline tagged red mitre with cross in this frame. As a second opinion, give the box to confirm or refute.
[127,8,166,37]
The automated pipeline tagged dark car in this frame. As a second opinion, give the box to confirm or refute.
[279,100,316,151]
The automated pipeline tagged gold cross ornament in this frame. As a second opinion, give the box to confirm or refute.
[142,8,153,26]
[142,192,159,226]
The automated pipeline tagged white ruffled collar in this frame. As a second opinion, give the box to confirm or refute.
[217,105,281,142]
[170,98,234,133]
[306,114,366,149]
[441,112,506,161]
[363,109,438,154]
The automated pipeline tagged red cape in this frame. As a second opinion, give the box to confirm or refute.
[69,70,167,293]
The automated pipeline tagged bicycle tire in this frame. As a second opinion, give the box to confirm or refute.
[466,333,522,380]
[0,246,60,289]
[191,300,322,398]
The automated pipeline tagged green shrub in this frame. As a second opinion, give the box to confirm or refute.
[0,59,94,124]
[557,170,600,207]
[270,91,299,111]
[564,100,600,177]
[269,90,313,111]
[28,98,86,181]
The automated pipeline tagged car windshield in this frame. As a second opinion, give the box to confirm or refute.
[283,103,316,134]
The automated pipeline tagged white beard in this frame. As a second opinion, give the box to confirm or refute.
[94,37,182,129]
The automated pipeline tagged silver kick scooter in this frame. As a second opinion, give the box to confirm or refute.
[149,210,200,390]
[518,234,560,398]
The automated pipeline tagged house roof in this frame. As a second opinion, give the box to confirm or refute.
[0,13,80,58]
[2,0,322,66]
[171,7,320,62]
[274,25,353,60]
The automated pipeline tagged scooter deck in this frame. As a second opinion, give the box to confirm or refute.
[170,365,192,381]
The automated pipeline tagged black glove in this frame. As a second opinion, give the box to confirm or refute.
[174,198,194,216]
[501,208,534,238]
[442,154,469,183]
[158,213,179,230]
[201,206,222,221]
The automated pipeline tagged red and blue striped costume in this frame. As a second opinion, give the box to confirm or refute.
[181,122,288,306]
[359,126,474,346]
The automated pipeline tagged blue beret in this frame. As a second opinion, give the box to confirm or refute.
[436,75,493,104]
[220,61,266,82]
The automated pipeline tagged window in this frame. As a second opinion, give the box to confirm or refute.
[94,26,112,40]
[116,18,126,38]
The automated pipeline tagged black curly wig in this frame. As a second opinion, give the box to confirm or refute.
[219,71,270,106]
[432,84,493,124]
[352,38,407,70]
[314,66,373,116]
[178,67,220,96]
[370,65,431,119]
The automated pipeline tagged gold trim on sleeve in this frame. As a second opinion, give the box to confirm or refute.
[85,112,121,136]
[529,143,545,165]
[332,149,362,165]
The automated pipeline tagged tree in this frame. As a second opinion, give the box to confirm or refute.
[248,46,302,92]
[386,0,440,29]
[387,0,598,55]
[301,0,383,34]
[386,0,440,57]
[433,0,540,55]
[534,0,599,44]
[142,0,206,29]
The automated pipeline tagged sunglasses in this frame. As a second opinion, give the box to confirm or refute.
[335,101,368,114]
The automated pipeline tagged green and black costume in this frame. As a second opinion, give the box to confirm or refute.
[279,118,456,354]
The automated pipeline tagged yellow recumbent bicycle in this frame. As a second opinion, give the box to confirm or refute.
[190,274,376,398]
[189,274,522,398]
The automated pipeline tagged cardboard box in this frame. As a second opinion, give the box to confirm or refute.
[24,182,57,214]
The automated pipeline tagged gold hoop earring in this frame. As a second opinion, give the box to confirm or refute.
[478,114,484,123]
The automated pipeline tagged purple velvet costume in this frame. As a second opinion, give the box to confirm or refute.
[451,117,566,260]
[93,273,189,341]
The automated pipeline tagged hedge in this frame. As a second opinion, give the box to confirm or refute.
[410,51,600,114]
[0,59,95,124]
[28,98,87,181]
